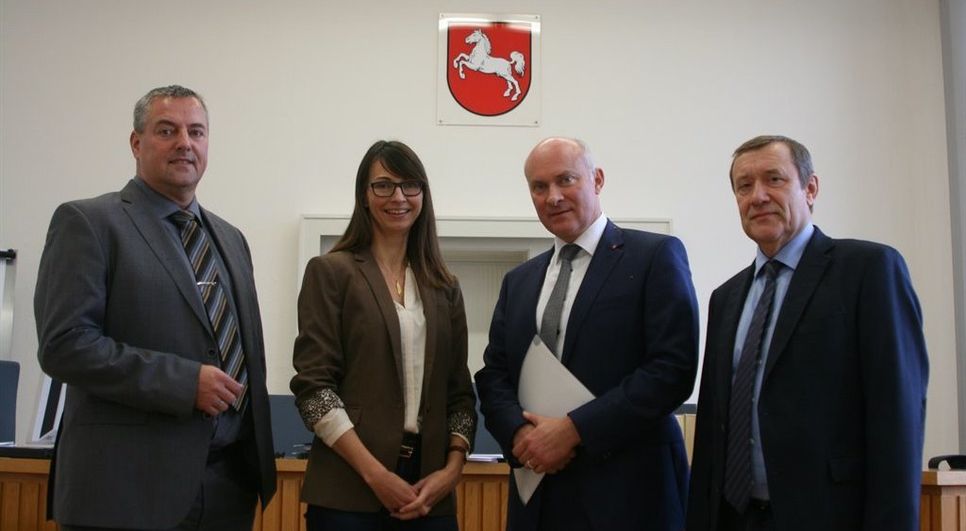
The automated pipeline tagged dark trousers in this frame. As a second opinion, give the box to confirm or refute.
[305,506,458,531]
[305,433,458,531]
[718,499,776,531]
[61,442,257,531]
[535,473,594,531]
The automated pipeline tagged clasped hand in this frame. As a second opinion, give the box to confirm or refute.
[369,466,461,520]
[512,411,580,474]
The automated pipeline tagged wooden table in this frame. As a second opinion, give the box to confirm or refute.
[1,457,510,531]
[4,456,963,531]
[0,457,55,531]
[921,469,966,530]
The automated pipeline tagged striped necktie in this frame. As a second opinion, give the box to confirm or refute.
[539,244,582,357]
[724,260,781,512]
[171,210,248,411]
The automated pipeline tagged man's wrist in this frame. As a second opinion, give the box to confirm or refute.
[563,414,581,446]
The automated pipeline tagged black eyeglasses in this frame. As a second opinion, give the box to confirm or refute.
[369,180,424,197]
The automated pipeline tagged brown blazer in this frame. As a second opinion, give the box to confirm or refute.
[291,249,476,514]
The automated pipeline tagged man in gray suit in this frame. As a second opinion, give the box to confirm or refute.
[34,85,276,530]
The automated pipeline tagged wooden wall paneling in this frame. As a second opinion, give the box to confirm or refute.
[921,470,966,531]
[0,458,54,531]
[6,456,966,531]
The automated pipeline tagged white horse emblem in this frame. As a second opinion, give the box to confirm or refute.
[452,29,526,101]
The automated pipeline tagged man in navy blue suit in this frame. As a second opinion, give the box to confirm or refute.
[475,137,699,530]
[687,135,929,531]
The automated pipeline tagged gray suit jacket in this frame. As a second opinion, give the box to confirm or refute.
[34,180,276,528]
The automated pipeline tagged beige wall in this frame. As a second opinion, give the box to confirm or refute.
[0,0,957,461]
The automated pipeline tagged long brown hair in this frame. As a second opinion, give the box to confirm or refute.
[330,140,455,289]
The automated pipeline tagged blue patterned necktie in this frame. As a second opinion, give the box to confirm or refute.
[171,210,248,411]
[539,244,581,357]
[724,260,781,512]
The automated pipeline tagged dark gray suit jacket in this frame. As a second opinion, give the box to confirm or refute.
[34,180,276,528]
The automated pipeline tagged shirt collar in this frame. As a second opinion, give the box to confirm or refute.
[553,213,607,260]
[754,223,814,274]
[133,176,202,222]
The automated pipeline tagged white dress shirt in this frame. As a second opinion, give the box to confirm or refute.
[535,213,608,357]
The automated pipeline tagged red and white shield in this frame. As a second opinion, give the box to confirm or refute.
[447,22,533,116]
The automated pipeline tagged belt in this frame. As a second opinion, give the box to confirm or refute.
[399,432,420,459]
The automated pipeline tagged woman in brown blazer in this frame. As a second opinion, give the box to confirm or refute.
[291,140,476,530]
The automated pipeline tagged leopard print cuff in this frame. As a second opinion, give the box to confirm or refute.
[447,409,476,451]
[297,388,345,431]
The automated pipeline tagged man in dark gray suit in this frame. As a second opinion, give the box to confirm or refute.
[35,85,276,530]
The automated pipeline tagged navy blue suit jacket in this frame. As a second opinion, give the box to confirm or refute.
[687,227,928,531]
[475,221,699,531]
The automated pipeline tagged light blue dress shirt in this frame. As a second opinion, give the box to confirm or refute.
[732,223,813,500]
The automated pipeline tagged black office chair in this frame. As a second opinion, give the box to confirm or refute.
[472,383,502,457]
[269,394,313,458]
[928,455,966,470]
[0,360,19,443]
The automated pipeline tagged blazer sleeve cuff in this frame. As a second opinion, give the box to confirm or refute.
[312,407,354,447]
[296,387,345,430]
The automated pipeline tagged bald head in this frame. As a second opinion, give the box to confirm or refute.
[525,137,596,177]
[524,137,604,242]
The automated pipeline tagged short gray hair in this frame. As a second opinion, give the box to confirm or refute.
[729,135,814,189]
[133,85,207,133]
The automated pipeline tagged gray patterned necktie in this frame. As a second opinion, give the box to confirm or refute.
[539,244,582,357]
[724,260,781,512]
[171,210,248,411]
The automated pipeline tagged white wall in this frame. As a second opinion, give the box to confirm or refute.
[941,0,966,451]
[1,0,957,461]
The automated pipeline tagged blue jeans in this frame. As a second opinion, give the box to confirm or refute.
[305,505,458,531]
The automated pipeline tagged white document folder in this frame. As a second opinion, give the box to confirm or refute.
[514,336,595,504]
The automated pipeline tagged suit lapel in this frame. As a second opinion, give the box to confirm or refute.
[119,181,211,333]
[762,228,833,382]
[714,265,754,421]
[355,251,406,394]
[560,221,623,365]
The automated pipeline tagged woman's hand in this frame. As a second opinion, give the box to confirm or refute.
[391,464,461,520]
[330,429,419,513]
[364,467,419,513]
[391,439,466,520]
